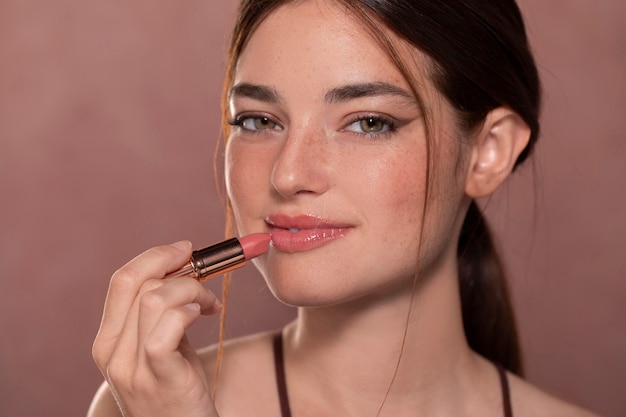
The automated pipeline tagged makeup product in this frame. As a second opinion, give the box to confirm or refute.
[165,233,271,282]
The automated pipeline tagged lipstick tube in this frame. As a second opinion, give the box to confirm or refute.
[165,233,270,282]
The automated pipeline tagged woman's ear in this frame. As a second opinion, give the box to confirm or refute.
[464,107,531,198]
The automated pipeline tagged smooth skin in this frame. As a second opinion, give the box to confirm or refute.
[89,1,599,416]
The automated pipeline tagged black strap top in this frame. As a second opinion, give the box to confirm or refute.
[272,332,513,417]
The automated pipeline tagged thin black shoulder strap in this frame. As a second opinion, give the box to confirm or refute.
[274,333,512,417]
[496,363,513,417]
[273,332,292,417]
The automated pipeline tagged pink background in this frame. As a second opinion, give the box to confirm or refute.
[0,1,624,415]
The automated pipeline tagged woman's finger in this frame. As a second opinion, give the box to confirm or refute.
[134,283,220,392]
[143,304,206,381]
[93,241,192,369]
[104,276,215,380]
[135,277,220,348]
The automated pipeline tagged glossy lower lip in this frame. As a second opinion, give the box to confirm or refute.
[266,214,351,253]
[269,226,349,253]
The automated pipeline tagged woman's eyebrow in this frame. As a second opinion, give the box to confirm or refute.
[324,82,415,103]
[229,83,283,103]
[229,81,416,105]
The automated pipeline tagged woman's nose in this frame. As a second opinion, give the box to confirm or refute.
[270,129,331,199]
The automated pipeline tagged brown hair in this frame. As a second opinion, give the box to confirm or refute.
[220,0,541,376]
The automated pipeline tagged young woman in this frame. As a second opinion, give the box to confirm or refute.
[89,1,598,416]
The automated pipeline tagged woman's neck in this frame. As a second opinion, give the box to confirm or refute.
[281,259,481,416]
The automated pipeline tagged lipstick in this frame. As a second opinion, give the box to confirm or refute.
[266,214,350,253]
[165,233,271,282]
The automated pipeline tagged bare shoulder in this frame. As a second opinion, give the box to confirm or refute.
[198,329,278,377]
[87,381,123,417]
[198,330,282,417]
[508,372,600,417]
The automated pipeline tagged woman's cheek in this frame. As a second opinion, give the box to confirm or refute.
[226,141,257,226]
[226,140,277,233]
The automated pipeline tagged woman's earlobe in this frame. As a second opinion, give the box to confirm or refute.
[464,107,531,198]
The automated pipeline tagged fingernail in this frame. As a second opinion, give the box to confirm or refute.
[171,240,192,251]
[184,303,201,312]
[207,291,223,310]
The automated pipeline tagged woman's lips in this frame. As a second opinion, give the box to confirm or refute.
[266,214,352,253]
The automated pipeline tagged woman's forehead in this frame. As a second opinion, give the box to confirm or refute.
[233,0,434,100]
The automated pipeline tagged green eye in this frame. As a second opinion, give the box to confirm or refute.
[229,115,282,132]
[243,116,280,131]
[359,117,385,133]
[252,117,278,130]
[345,115,395,137]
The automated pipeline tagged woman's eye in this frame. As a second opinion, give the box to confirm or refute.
[231,116,281,131]
[345,115,395,136]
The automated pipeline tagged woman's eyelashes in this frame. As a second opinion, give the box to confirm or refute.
[342,114,397,139]
[228,114,283,133]
[228,112,400,140]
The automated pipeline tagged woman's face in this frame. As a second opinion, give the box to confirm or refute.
[225,0,470,306]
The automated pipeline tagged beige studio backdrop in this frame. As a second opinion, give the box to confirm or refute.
[0,1,624,416]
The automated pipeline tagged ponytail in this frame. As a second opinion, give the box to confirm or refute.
[458,201,523,375]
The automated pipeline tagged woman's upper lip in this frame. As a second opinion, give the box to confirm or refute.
[265,213,352,229]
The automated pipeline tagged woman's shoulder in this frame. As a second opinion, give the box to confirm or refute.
[87,380,123,417]
[198,329,278,374]
[507,371,601,417]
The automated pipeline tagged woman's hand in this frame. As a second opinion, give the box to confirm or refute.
[91,241,221,417]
